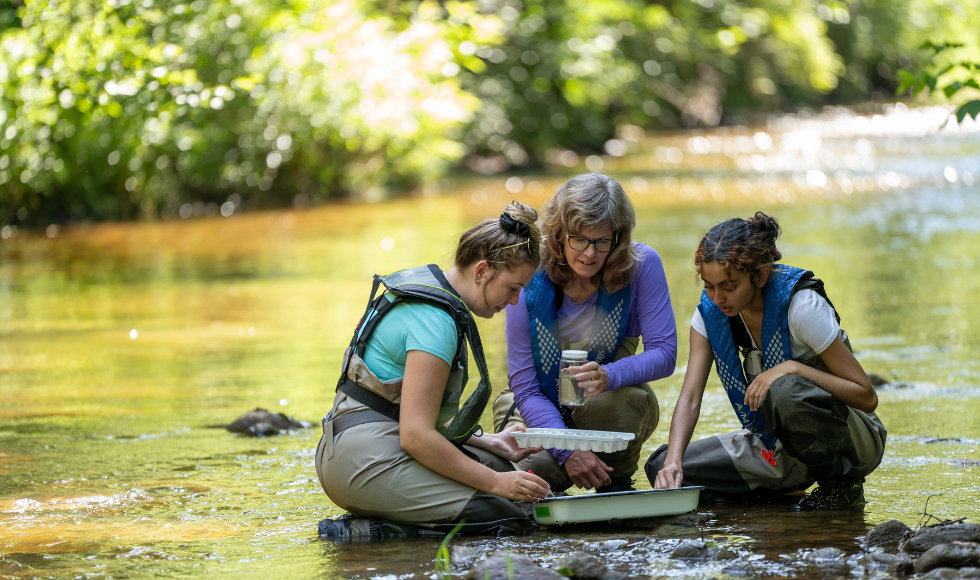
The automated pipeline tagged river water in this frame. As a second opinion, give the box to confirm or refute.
[1,104,978,579]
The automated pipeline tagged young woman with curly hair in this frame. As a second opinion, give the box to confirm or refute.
[647,212,886,510]
[493,173,677,494]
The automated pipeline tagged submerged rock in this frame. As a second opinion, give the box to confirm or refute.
[867,519,912,547]
[613,511,709,528]
[889,552,916,575]
[920,568,968,579]
[452,546,485,569]
[464,552,565,580]
[859,552,902,570]
[552,551,625,580]
[804,547,846,561]
[601,539,628,552]
[903,524,980,553]
[221,408,312,437]
[915,543,980,574]
[670,539,737,561]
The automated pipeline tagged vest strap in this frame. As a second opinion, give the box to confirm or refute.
[338,376,400,422]
[325,407,396,437]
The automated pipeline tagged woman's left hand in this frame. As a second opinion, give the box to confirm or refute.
[744,361,798,411]
[573,362,608,397]
[483,425,544,462]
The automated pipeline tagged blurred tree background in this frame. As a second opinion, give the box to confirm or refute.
[0,0,977,226]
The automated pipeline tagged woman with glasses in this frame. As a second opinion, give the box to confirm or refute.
[647,212,886,510]
[493,173,677,493]
[316,201,551,537]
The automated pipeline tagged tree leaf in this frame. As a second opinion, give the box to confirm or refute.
[944,82,963,99]
[956,100,980,123]
[895,69,916,95]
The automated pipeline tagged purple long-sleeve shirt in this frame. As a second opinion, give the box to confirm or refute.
[506,242,678,464]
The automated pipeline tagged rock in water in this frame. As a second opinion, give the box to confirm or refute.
[552,551,625,580]
[866,519,912,547]
[223,408,312,437]
[915,543,980,574]
[889,553,915,575]
[464,552,565,580]
[804,547,846,561]
[903,524,980,553]
[868,373,889,387]
[670,540,738,561]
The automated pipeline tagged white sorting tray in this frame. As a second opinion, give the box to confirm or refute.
[511,428,635,453]
[532,487,703,525]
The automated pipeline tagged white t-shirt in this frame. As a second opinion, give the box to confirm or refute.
[690,289,847,361]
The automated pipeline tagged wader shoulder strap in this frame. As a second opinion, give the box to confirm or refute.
[335,266,491,442]
[793,272,841,324]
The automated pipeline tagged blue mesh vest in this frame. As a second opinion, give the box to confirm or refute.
[525,270,631,409]
[698,264,809,449]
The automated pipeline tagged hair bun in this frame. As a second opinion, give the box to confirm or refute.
[499,213,531,238]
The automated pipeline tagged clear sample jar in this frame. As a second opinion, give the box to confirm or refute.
[558,350,588,406]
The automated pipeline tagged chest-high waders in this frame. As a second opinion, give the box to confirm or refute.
[314,265,531,539]
[492,270,660,492]
[644,266,886,497]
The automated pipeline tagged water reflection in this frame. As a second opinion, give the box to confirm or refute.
[0,105,979,578]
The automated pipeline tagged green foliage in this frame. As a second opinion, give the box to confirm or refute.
[433,520,464,579]
[460,0,845,161]
[0,0,484,225]
[2,0,979,226]
[897,41,980,123]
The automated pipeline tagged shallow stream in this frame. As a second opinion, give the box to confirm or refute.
[1,104,979,578]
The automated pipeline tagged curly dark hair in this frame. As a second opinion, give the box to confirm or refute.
[694,212,782,285]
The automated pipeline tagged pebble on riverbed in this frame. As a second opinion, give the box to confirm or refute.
[551,551,625,580]
[463,552,565,580]
[220,408,312,437]
[670,539,738,561]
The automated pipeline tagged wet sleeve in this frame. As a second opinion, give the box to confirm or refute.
[603,245,678,390]
[506,291,573,465]
[788,290,840,356]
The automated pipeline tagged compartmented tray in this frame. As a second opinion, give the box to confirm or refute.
[531,487,704,525]
[510,428,635,453]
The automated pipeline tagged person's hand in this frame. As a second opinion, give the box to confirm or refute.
[654,461,683,489]
[563,449,613,489]
[744,361,798,412]
[572,361,609,397]
[488,425,544,462]
[488,470,550,502]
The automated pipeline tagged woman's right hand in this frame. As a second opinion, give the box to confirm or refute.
[654,461,683,489]
[489,470,550,502]
[564,450,614,489]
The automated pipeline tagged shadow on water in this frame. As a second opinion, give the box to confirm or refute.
[1,104,979,577]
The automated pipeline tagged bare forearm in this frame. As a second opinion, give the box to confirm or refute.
[402,430,499,493]
[664,396,701,465]
[786,361,877,412]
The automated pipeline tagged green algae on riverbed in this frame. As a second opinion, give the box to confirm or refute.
[1,104,979,578]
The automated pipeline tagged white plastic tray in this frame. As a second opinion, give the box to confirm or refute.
[532,487,703,525]
[511,428,635,453]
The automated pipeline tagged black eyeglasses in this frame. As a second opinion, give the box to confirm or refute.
[565,234,617,253]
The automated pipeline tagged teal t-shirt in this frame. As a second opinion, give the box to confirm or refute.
[360,297,459,381]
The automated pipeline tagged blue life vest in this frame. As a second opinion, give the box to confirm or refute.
[525,270,631,408]
[698,264,809,449]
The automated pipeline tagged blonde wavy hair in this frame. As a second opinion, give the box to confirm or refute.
[539,173,639,292]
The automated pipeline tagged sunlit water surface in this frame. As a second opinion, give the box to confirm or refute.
[1,104,979,579]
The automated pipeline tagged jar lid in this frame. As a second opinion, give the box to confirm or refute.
[561,350,588,360]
